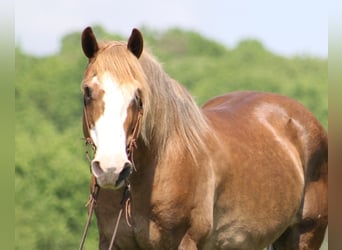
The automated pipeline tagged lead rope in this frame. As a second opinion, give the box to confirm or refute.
[108,183,132,249]
[79,105,142,250]
[79,176,99,250]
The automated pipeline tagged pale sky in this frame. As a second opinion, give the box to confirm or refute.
[15,0,327,57]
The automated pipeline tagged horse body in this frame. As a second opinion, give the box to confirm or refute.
[80,27,327,249]
[201,92,327,249]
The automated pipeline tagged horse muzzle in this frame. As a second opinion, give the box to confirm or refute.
[91,160,132,189]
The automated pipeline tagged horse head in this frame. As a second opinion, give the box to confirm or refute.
[81,27,145,189]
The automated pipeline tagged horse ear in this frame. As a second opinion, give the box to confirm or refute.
[82,27,99,59]
[127,28,143,58]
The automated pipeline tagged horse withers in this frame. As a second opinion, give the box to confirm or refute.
[80,27,328,249]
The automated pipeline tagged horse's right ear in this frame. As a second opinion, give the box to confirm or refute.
[82,27,99,59]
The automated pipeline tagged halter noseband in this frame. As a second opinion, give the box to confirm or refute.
[82,99,143,169]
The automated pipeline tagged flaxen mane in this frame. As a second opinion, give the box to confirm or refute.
[138,51,211,163]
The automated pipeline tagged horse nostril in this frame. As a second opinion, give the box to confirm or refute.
[115,162,133,187]
[91,161,103,177]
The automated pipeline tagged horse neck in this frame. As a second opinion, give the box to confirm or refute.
[130,55,212,207]
[138,53,211,167]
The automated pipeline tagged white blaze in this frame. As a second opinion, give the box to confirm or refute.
[90,72,136,187]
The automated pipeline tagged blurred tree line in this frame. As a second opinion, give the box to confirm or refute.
[15,26,327,249]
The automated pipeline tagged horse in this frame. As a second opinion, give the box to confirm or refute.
[80,27,328,250]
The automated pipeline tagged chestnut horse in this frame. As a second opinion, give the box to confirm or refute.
[80,27,327,250]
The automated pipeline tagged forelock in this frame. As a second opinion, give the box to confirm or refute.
[85,41,146,86]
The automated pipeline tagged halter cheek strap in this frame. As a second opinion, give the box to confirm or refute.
[83,103,143,171]
[126,109,143,171]
[83,106,96,171]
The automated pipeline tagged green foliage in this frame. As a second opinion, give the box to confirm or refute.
[15,26,327,249]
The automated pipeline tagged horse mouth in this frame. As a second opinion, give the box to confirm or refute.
[94,176,114,189]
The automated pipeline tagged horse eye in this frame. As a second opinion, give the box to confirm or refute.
[134,89,143,109]
[84,86,92,105]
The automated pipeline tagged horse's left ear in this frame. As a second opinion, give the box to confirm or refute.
[127,28,143,58]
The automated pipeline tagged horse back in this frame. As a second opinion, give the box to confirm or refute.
[202,91,327,179]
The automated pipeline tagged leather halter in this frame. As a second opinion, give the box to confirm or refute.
[79,101,143,250]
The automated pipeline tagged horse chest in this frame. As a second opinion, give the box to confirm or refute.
[119,193,193,248]
[120,211,189,249]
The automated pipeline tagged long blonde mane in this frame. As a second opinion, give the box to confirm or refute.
[88,41,210,163]
[139,51,211,163]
